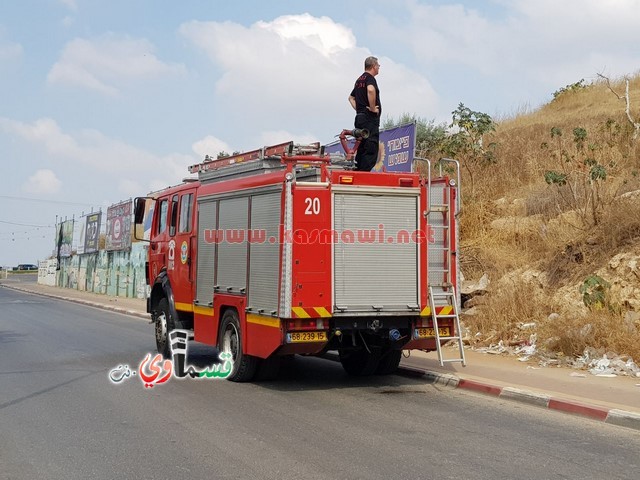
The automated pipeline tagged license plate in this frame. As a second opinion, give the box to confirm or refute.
[287,331,327,343]
[415,327,450,338]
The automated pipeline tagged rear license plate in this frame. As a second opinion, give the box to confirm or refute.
[287,331,327,343]
[414,327,450,338]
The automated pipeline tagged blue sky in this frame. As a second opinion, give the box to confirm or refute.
[1,0,639,266]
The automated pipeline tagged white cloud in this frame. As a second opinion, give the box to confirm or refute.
[0,117,78,155]
[505,0,640,35]
[192,135,232,159]
[397,3,498,71]
[504,0,640,80]
[157,153,199,186]
[148,179,170,193]
[258,130,318,147]
[180,14,438,144]
[47,35,186,95]
[256,14,357,56]
[118,179,143,198]
[361,0,640,114]
[1,116,198,195]
[23,169,62,194]
[393,0,640,87]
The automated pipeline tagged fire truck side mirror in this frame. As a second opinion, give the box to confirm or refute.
[133,197,150,242]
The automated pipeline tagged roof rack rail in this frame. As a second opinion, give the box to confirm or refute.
[188,141,294,174]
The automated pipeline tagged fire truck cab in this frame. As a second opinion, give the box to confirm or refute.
[135,139,464,381]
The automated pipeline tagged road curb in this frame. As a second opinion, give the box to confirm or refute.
[397,364,640,431]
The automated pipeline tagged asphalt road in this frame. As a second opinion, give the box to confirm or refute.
[1,271,37,283]
[1,286,638,480]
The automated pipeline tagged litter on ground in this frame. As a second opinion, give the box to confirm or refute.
[472,341,640,377]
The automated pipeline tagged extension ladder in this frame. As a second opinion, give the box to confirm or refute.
[429,285,466,366]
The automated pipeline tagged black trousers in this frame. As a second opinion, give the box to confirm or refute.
[354,112,380,172]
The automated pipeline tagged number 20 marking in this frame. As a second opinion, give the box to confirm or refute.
[304,197,320,215]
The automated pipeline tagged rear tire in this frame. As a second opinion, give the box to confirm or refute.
[339,348,380,376]
[155,298,175,359]
[219,309,258,382]
[375,349,402,375]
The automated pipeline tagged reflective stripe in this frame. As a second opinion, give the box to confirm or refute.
[420,305,453,316]
[247,314,280,328]
[175,302,194,312]
[291,307,311,318]
[193,305,214,316]
[313,307,332,318]
[292,307,332,318]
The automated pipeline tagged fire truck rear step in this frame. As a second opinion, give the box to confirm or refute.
[428,286,466,367]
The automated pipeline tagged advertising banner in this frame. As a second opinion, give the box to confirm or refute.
[324,122,417,172]
[37,259,57,286]
[76,217,86,255]
[84,212,101,254]
[106,200,132,251]
[58,219,74,258]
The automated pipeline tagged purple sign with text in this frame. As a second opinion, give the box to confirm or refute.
[324,122,417,172]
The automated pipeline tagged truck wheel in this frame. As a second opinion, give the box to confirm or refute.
[339,349,380,376]
[375,349,402,375]
[155,297,175,358]
[219,309,258,382]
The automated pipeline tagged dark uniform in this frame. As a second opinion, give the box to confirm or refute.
[350,72,381,172]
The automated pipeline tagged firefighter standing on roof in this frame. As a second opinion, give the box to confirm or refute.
[348,56,382,172]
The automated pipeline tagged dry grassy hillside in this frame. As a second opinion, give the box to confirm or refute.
[457,74,640,362]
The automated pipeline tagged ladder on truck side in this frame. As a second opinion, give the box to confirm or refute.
[429,286,465,366]
[425,158,466,367]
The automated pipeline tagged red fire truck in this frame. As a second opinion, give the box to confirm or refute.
[134,137,465,381]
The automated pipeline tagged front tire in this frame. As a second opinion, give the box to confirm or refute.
[155,297,175,358]
[219,309,258,382]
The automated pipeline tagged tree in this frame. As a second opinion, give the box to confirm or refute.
[440,103,497,197]
[382,113,448,160]
[597,73,640,140]
[552,79,588,100]
[216,150,241,159]
[542,124,612,227]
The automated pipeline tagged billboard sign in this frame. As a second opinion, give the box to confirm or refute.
[58,219,74,258]
[76,217,86,255]
[324,122,417,172]
[84,212,101,254]
[106,200,132,251]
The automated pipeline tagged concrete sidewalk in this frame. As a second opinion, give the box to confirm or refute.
[2,278,639,430]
